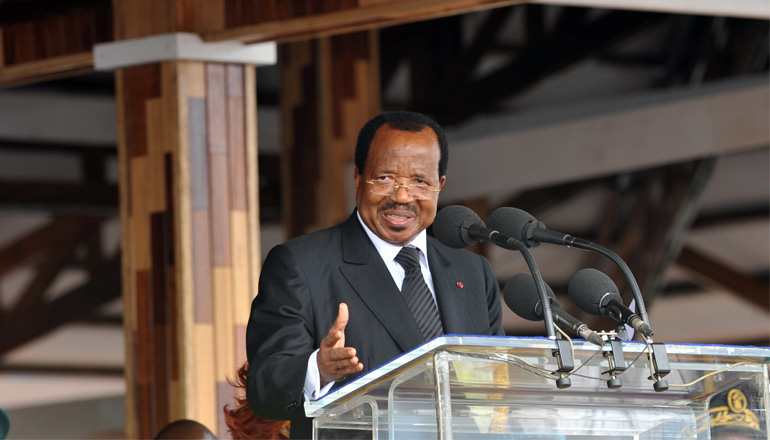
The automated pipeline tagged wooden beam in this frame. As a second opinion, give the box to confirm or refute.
[436,9,664,124]
[2,0,526,87]
[501,177,609,217]
[639,159,718,302]
[677,245,770,309]
[0,216,99,278]
[442,78,769,203]
[11,225,89,313]
[0,255,121,355]
[600,159,716,302]
[0,51,94,87]
[0,1,112,86]
[692,203,770,229]
[561,159,717,332]
[204,0,525,44]
[432,7,514,109]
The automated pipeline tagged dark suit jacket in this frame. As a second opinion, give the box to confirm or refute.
[246,211,504,438]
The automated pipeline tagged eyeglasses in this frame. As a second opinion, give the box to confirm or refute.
[365,178,441,200]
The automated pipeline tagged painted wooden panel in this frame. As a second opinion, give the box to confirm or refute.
[192,210,214,324]
[147,98,168,213]
[230,212,251,324]
[193,323,217,429]
[227,65,247,211]
[212,267,235,382]
[243,65,261,304]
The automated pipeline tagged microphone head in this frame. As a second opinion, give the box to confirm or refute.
[503,273,557,321]
[433,205,484,249]
[567,268,621,316]
[487,207,543,248]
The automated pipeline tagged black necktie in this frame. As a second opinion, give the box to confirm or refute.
[395,246,444,341]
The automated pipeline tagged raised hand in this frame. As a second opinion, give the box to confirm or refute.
[317,303,363,387]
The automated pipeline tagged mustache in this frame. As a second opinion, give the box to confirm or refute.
[381,202,417,215]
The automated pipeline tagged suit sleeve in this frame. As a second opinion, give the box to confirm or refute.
[246,244,317,420]
[482,255,505,336]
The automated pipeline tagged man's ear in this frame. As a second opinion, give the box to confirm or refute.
[438,175,446,189]
[353,167,362,187]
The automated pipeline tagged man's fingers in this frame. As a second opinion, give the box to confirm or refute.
[327,346,356,361]
[327,355,360,371]
[333,303,349,332]
[318,346,364,385]
[336,362,364,377]
[322,303,350,347]
[326,359,364,378]
[319,303,361,385]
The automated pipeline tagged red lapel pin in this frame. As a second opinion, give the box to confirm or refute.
[456,282,464,288]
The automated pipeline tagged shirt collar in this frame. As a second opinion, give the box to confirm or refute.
[356,210,429,263]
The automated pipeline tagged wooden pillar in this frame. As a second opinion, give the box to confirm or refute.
[281,30,381,237]
[116,59,260,439]
[106,3,273,437]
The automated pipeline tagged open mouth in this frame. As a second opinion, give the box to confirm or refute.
[383,212,413,225]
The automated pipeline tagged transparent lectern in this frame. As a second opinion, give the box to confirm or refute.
[305,336,769,439]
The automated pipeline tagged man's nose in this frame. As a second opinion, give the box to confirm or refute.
[392,184,415,203]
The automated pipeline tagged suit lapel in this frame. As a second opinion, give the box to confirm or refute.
[338,214,424,353]
[428,238,470,334]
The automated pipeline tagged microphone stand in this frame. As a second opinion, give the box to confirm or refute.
[493,233,574,388]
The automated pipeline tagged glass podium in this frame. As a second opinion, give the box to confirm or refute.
[305,336,770,439]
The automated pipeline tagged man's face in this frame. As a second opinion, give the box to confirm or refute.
[354,124,445,247]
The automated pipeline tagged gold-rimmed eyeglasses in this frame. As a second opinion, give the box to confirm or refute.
[365,179,441,200]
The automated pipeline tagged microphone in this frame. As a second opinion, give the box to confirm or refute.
[433,205,558,339]
[433,205,519,250]
[487,206,651,327]
[568,268,654,339]
[504,273,605,347]
[488,206,590,249]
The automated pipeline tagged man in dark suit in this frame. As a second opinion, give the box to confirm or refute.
[246,111,504,439]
